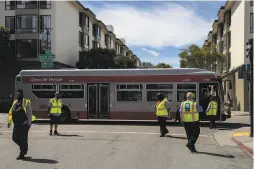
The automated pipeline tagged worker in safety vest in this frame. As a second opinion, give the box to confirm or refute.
[179,92,203,152]
[48,92,63,135]
[7,89,36,160]
[206,96,218,129]
[156,93,170,137]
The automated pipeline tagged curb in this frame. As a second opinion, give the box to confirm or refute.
[231,131,253,157]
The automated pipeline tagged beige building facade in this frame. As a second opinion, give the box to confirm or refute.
[0,0,138,68]
[203,0,253,112]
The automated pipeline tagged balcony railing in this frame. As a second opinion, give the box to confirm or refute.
[16,28,38,34]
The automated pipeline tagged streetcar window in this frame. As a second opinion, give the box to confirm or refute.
[32,84,56,98]
[146,84,173,89]
[117,91,142,101]
[176,84,196,102]
[177,91,196,102]
[59,84,84,98]
[147,91,173,101]
[177,84,196,89]
[116,84,143,90]
[60,84,83,90]
[16,76,21,81]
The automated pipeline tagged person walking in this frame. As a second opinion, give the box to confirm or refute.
[7,89,36,160]
[179,92,203,152]
[206,96,218,129]
[156,93,170,137]
[48,92,63,135]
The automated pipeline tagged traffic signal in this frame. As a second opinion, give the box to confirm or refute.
[246,38,253,61]
[247,72,250,81]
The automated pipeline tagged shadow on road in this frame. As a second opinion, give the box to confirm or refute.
[55,134,83,137]
[166,135,187,139]
[196,152,235,158]
[23,157,59,164]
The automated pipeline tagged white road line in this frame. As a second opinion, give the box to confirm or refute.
[0,130,212,137]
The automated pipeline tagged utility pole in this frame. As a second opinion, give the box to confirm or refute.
[246,38,253,137]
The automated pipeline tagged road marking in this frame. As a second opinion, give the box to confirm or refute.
[0,130,212,137]
[232,132,250,137]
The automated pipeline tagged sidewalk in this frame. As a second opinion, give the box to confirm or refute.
[231,127,253,157]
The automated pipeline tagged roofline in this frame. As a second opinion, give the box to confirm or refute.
[217,6,225,17]
[75,0,96,18]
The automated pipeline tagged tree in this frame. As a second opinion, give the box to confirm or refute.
[114,55,137,68]
[141,62,154,68]
[76,48,138,69]
[0,26,15,72]
[178,44,225,71]
[155,63,172,68]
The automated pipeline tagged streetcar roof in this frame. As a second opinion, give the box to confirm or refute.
[18,68,218,77]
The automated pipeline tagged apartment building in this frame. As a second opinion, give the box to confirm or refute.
[203,0,253,112]
[0,0,139,98]
[0,0,137,68]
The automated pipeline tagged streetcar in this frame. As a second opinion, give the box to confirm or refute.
[14,68,228,122]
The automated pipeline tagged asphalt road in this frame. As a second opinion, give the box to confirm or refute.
[0,114,252,169]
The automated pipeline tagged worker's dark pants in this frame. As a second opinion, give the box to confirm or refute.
[184,122,200,146]
[12,124,29,155]
[208,115,216,128]
[158,116,168,135]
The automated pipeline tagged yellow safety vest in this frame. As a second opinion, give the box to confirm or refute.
[50,98,62,114]
[156,98,168,116]
[8,99,36,124]
[206,101,218,116]
[180,100,199,122]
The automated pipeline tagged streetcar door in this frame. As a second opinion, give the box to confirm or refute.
[87,84,110,119]
[87,84,97,118]
[98,84,110,118]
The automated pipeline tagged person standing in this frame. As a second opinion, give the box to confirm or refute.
[206,96,218,129]
[156,93,170,137]
[7,89,36,160]
[48,92,63,135]
[179,92,203,152]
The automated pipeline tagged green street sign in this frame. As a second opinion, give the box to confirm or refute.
[39,50,55,68]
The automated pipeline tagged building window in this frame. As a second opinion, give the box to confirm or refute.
[250,13,253,33]
[79,12,83,27]
[5,0,15,10]
[32,84,56,98]
[40,0,51,9]
[39,15,51,33]
[84,33,89,49]
[227,53,231,70]
[16,15,38,33]
[92,41,100,49]
[5,16,15,34]
[16,0,37,9]
[59,84,84,98]
[146,84,173,101]
[93,24,101,38]
[79,32,84,47]
[84,15,89,29]
[16,39,37,58]
[176,84,196,102]
[116,84,143,101]
[251,0,253,6]
[228,31,231,48]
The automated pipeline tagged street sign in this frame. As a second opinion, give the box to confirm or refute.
[39,50,55,68]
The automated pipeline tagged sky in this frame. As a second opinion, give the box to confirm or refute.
[80,0,226,68]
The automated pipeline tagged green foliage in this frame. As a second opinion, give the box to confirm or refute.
[0,26,16,71]
[178,44,225,70]
[155,63,172,68]
[76,48,137,69]
[141,62,154,68]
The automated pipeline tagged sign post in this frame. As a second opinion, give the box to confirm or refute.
[39,50,55,69]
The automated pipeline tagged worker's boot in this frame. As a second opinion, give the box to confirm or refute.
[49,130,52,135]
[16,153,25,160]
[54,130,59,135]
